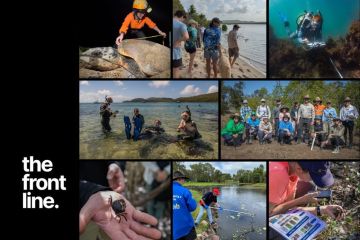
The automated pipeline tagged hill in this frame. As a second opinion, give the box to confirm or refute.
[123,92,218,103]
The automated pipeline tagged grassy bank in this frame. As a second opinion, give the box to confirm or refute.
[189,189,208,234]
[184,182,266,189]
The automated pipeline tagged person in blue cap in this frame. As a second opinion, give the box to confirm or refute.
[269,161,344,220]
[173,171,197,240]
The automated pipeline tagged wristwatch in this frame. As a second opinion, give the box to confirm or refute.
[316,206,321,216]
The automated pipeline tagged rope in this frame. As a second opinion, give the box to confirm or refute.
[131,34,165,45]
[329,57,344,79]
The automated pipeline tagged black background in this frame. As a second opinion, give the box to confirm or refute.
[9,0,78,239]
[78,0,172,47]
[9,0,172,239]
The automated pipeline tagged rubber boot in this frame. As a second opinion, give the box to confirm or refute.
[332,146,340,154]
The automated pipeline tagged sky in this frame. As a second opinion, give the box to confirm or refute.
[79,81,218,103]
[181,161,266,175]
[224,80,349,96]
[181,0,266,22]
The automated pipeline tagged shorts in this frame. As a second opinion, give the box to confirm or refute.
[204,48,219,61]
[173,58,183,68]
[229,47,239,58]
[185,46,196,54]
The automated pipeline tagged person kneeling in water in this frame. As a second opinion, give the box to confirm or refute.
[177,109,201,140]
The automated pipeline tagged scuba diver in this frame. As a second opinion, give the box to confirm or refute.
[100,96,118,133]
[278,10,324,48]
[115,0,166,45]
[177,106,202,141]
[140,120,166,140]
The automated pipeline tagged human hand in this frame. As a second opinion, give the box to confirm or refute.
[299,192,318,205]
[155,170,168,182]
[159,31,166,37]
[310,121,314,125]
[233,134,238,138]
[116,33,124,46]
[80,191,161,240]
[320,205,345,220]
[107,163,125,193]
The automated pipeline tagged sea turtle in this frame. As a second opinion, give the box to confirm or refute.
[118,39,170,77]
[79,47,146,78]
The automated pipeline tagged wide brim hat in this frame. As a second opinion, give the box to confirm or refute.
[173,171,190,180]
[298,161,334,188]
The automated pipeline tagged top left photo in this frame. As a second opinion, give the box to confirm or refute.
[79,0,172,79]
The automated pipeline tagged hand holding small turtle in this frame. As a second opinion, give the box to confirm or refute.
[80,191,161,240]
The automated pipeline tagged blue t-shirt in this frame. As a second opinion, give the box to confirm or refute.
[247,118,260,127]
[173,182,197,239]
[279,121,294,133]
[322,108,337,123]
[173,19,187,60]
[203,26,221,50]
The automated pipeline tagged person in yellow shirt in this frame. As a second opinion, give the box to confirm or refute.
[115,0,166,45]
[314,97,326,119]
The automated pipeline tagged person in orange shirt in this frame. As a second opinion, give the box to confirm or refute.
[115,0,166,45]
[269,161,344,219]
[314,97,326,119]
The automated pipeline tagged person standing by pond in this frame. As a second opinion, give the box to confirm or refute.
[203,17,221,78]
[195,188,221,227]
[228,24,240,68]
[173,171,197,240]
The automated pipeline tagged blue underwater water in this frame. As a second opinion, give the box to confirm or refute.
[270,0,360,39]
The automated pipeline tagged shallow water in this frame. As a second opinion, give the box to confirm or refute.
[192,186,266,240]
[270,0,360,39]
[80,102,218,159]
[221,24,266,73]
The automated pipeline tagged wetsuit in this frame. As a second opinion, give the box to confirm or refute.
[100,103,112,132]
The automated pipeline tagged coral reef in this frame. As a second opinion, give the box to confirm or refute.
[269,20,360,78]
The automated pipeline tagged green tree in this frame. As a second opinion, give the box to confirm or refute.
[173,0,185,14]
[222,24,228,32]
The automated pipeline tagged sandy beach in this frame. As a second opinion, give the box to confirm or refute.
[177,45,265,78]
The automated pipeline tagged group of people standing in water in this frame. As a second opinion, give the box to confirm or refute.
[222,95,358,154]
[99,96,202,141]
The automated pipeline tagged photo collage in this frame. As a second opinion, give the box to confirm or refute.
[78,1,360,240]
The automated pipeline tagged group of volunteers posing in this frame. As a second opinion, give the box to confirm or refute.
[221,95,358,154]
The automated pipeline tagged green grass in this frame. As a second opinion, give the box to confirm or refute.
[184,182,266,189]
[190,189,209,234]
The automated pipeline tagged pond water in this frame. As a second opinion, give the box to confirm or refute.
[191,186,266,240]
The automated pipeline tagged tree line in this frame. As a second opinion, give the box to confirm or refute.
[221,81,360,130]
[174,162,266,184]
